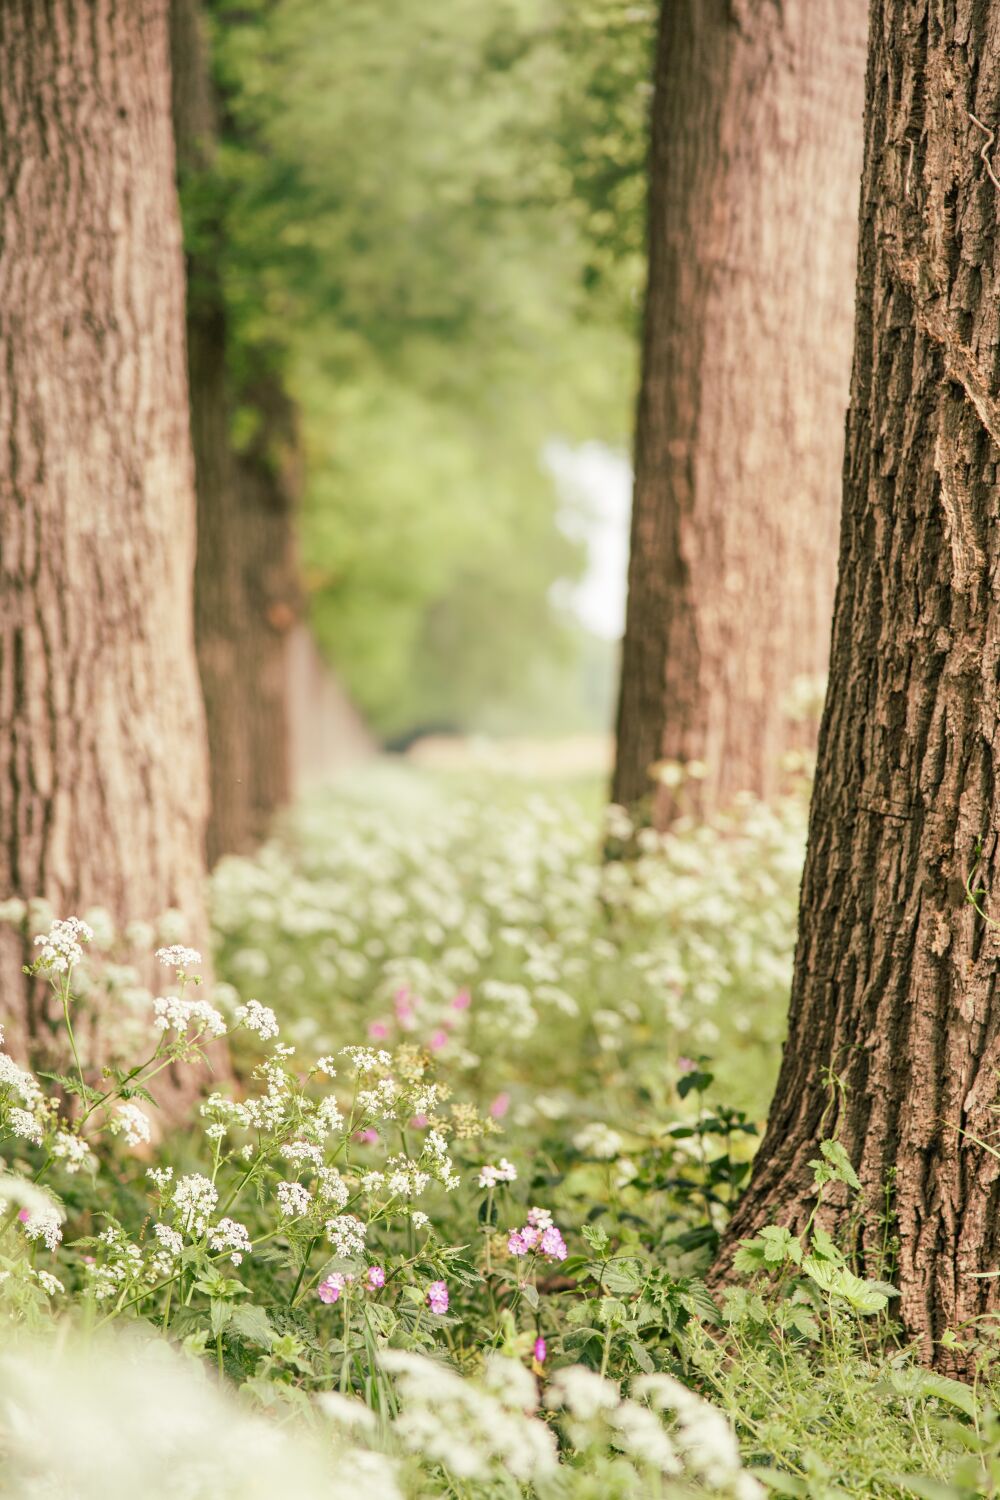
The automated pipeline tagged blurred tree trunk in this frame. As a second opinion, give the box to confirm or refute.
[612,0,867,826]
[0,0,210,1059]
[170,0,301,867]
[717,0,1000,1371]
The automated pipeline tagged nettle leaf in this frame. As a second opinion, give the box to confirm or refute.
[600,1258,645,1294]
[760,1226,803,1265]
[628,1337,655,1373]
[581,1224,610,1257]
[228,1303,276,1349]
[801,1257,889,1315]
[816,1140,861,1192]
[679,1278,720,1324]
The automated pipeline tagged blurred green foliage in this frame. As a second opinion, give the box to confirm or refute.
[195,0,655,735]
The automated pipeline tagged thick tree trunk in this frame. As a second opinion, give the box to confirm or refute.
[718,0,1000,1370]
[0,1,210,1059]
[612,0,867,825]
[170,0,301,868]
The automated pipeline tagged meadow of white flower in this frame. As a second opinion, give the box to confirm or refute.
[0,770,993,1497]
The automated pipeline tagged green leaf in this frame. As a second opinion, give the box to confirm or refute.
[817,1140,861,1192]
[210,1299,232,1338]
[228,1303,275,1349]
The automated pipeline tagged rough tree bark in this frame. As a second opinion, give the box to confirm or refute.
[0,0,210,1060]
[170,0,301,867]
[718,0,1000,1370]
[612,0,867,825]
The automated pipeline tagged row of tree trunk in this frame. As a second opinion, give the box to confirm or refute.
[616,0,1000,1367]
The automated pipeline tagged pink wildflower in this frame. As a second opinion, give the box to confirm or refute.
[678,1056,697,1073]
[489,1093,510,1120]
[508,1230,529,1257]
[368,1019,390,1041]
[428,1029,448,1052]
[521,1225,541,1250]
[410,1114,428,1129]
[540,1226,567,1262]
[451,989,471,1011]
[367,1265,386,1290]
[533,1336,547,1364]
[394,988,417,1031]
[355,1128,379,1145]
[317,1273,346,1304]
[17,1209,29,1223]
[427,1279,449,1315]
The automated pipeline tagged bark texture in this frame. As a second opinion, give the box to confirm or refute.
[0,0,210,1058]
[613,0,867,824]
[171,0,301,867]
[718,0,1000,1369]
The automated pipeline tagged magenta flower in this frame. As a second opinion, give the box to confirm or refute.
[508,1230,529,1257]
[534,1336,547,1364]
[521,1225,541,1250]
[410,1114,429,1129]
[678,1056,697,1073]
[427,1279,449,1314]
[368,1019,390,1040]
[488,1092,510,1120]
[367,1265,386,1290]
[354,1128,379,1145]
[540,1226,567,1261]
[317,1273,345,1304]
[16,1209,29,1224]
[428,1029,448,1052]
[451,989,471,1012]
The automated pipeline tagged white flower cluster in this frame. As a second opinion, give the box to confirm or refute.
[173,1173,218,1236]
[381,1350,557,1484]
[425,1129,460,1192]
[87,1226,143,1300]
[573,1121,624,1160]
[155,945,202,970]
[476,1158,517,1189]
[234,999,279,1040]
[326,1213,367,1258]
[51,1131,94,1174]
[111,1102,152,1148]
[208,1217,252,1266]
[9,1107,43,1145]
[276,1181,312,1218]
[153,995,227,1040]
[34,916,94,972]
[22,1206,63,1251]
[149,1222,185,1280]
[341,1046,392,1074]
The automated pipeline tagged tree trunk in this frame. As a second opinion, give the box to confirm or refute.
[718,0,1000,1370]
[612,0,867,825]
[0,0,210,1060]
[170,0,301,868]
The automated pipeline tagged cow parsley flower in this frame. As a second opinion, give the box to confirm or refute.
[51,1131,94,1174]
[9,1108,43,1145]
[155,945,202,971]
[111,1102,151,1148]
[208,1217,252,1266]
[23,1207,63,1251]
[326,1214,366,1258]
[153,995,226,1039]
[173,1173,218,1236]
[234,999,279,1040]
[31,1268,65,1296]
[34,916,93,972]
[276,1181,312,1218]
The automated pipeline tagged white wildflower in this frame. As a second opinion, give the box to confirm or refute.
[173,1173,218,1236]
[23,1207,63,1251]
[31,1268,65,1296]
[325,1214,366,1258]
[317,1167,350,1208]
[573,1121,624,1160]
[546,1366,619,1421]
[51,1131,94,1173]
[9,1108,43,1145]
[276,1181,312,1218]
[153,995,226,1039]
[208,1217,252,1266]
[155,945,202,970]
[234,999,279,1041]
[477,1158,517,1189]
[111,1102,152,1148]
[33,916,94,972]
